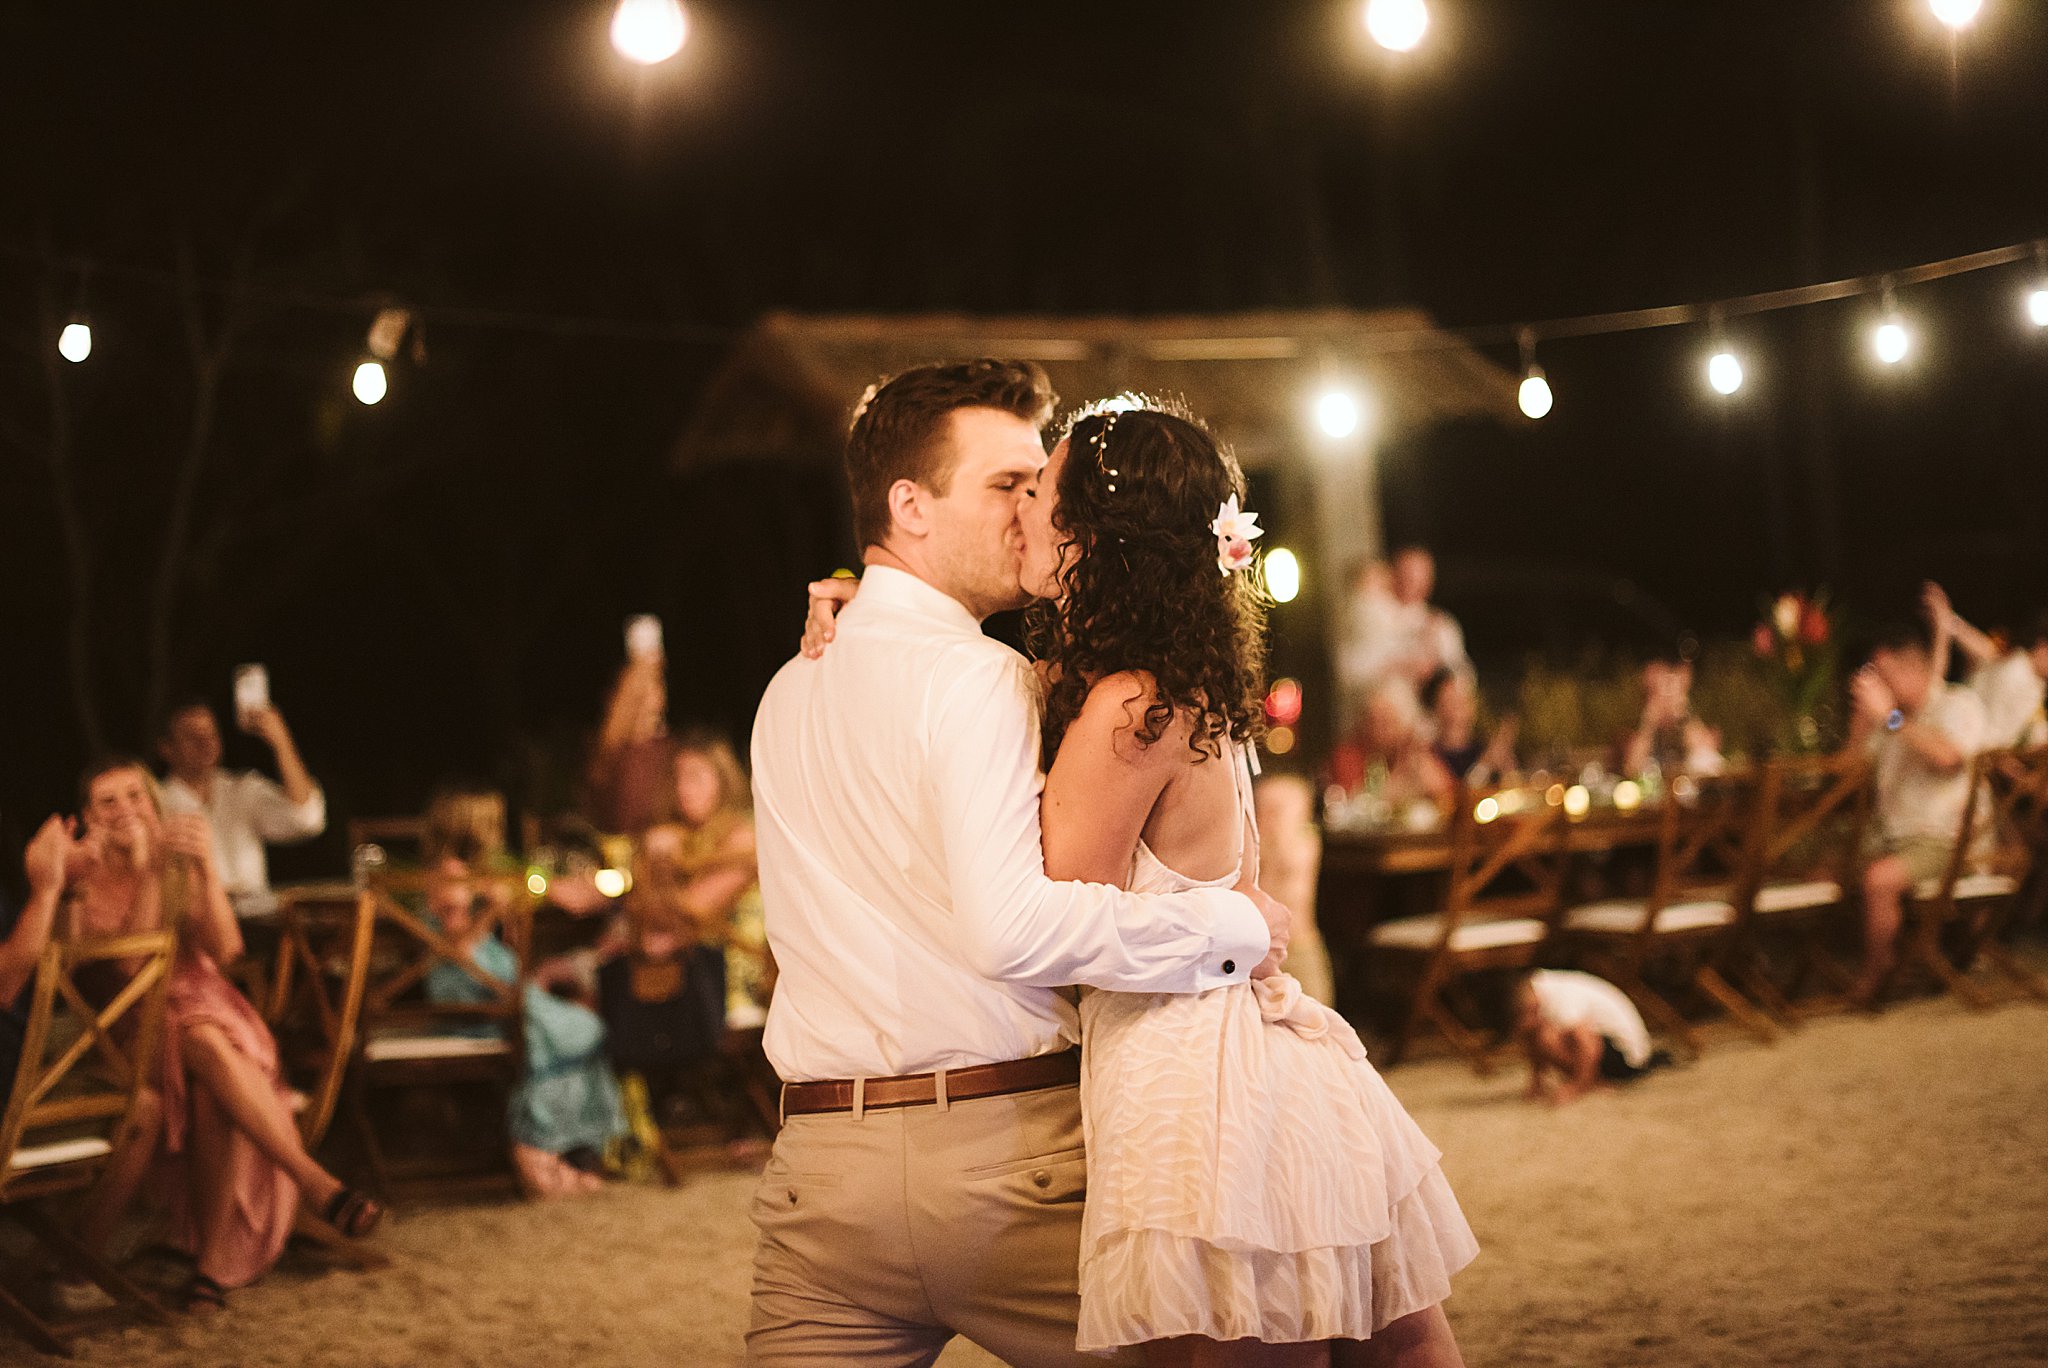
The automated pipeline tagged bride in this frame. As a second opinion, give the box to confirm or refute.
[805,395,1475,1366]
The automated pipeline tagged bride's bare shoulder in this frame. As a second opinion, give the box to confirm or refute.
[1068,671,1193,766]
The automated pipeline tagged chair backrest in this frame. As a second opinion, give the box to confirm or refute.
[358,870,538,1041]
[0,931,175,1203]
[1443,791,1566,932]
[1752,751,1872,890]
[1977,744,2048,872]
[346,816,427,866]
[1649,771,1763,917]
[263,890,376,1147]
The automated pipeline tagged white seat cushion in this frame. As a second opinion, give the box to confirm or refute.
[1912,872,2020,902]
[8,1136,113,1172]
[362,1034,512,1063]
[1369,914,1548,952]
[1563,898,1736,935]
[1754,879,1843,914]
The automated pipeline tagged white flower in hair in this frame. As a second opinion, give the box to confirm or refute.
[1210,495,1262,576]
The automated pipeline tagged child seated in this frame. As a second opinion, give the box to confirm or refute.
[1511,968,1669,1105]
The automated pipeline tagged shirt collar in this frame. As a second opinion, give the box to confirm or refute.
[851,564,985,637]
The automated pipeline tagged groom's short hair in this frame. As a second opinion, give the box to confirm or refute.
[845,359,1055,548]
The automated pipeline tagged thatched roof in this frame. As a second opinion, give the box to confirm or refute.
[673,308,1519,473]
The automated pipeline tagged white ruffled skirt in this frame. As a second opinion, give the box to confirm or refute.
[1077,975,1478,1351]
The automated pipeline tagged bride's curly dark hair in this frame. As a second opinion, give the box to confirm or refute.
[1025,396,1268,767]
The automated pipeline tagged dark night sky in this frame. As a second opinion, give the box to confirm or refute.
[3,1,2045,870]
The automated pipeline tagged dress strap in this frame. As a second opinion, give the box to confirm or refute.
[1230,741,1261,885]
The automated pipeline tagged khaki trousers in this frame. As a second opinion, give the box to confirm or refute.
[746,1079,1139,1367]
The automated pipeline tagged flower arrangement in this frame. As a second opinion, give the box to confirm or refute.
[1752,590,1839,752]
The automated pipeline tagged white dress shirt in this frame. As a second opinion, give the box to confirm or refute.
[1870,684,1987,844]
[1529,969,1652,1068]
[162,770,327,917]
[1968,652,2047,750]
[751,566,1270,1083]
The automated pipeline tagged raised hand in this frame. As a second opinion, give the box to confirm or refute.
[1851,665,1895,723]
[1920,581,1952,630]
[161,812,217,871]
[800,576,860,659]
[242,703,290,747]
[23,816,72,894]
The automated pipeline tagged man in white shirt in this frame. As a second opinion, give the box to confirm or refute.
[747,360,1279,1367]
[1849,625,1988,1004]
[1925,583,2048,750]
[158,700,326,919]
[1511,968,1662,1105]
[1335,547,1471,724]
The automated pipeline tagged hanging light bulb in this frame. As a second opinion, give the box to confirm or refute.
[1872,282,1910,365]
[352,360,389,405]
[611,0,687,65]
[2027,287,2048,329]
[1515,328,1552,419]
[1264,548,1302,604]
[57,321,92,363]
[1364,0,1430,52]
[1707,350,1744,395]
[1314,389,1360,439]
[1929,0,1983,31]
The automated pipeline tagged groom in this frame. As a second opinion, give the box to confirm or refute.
[746,359,1284,1367]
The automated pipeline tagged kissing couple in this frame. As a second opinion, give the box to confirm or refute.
[746,360,1476,1367]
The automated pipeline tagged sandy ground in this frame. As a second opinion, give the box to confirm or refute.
[37,991,2048,1368]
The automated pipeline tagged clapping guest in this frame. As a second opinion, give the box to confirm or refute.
[158,700,326,919]
[1847,626,1988,1006]
[1924,583,2048,749]
[1620,658,1725,779]
[1,818,74,1110]
[65,759,377,1312]
[1422,665,1519,786]
[585,655,674,836]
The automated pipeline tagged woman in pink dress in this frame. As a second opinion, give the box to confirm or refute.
[1020,400,1475,1367]
[68,758,379,1310]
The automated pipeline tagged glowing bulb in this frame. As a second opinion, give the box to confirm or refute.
[1873,319,1910,365]
[1707,351,1744,395]
[1518,370,1553,420]
[611,0,687,64]
[1365,0,1429,52]
[1563,784,1591,818]
[1612,780,1642,812]
[1266,725,1297,755]
[351,360,388,405]
[526,873,548,897]
[1315,389,1360,438]
[1930,0,1982,30]
[2027,288,2048,329]
[1474,796,1500,824]
[1265,548,1301,604]
[58,322,92,363]
[593,867,629,899]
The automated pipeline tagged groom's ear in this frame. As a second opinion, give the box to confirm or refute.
[885,477,930,540]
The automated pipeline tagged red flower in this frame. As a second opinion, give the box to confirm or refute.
[1752,623,1775,658]
[1798,604,1829,646]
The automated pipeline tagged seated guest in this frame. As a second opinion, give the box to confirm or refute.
[1421,666,1519,787]
[1325,679,1456,821]
[585,654,675,836]
[0,818,74,1115]
[1848,625,1988,1005]
[1620,658,1725,780]
[1924,583,2048,749]
[158,700,326,919]
[66,759,376,1312]
[660,727,770,1024]
[1510,968,1669,1106]
[421,845,627,1201]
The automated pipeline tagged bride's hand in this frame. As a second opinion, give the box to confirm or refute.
[1237,881,1291,980]
[799,576,859,659]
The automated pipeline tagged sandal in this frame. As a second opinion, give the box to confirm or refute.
[180,1273,228,1314]
[322,1186,385,1239]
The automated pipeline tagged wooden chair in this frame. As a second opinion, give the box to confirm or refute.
[260,888,386,1268]
[345,871,536,1198]
[1367,793,1565,1074]
[1555,774,1777,1058]
[1739,751,1874,1012]
[0,932,176,1357]
[1892,745,2048,1007]
[344,817,426,866]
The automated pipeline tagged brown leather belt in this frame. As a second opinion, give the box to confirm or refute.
[780,1049,1080,1117]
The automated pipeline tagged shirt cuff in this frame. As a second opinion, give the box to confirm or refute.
[1190,889,1271,992]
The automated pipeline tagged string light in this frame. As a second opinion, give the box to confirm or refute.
[1707,350,1744,395]
[1264,548,1302,603]
[2028,288,2048,329]
[1365,0,1429,52]
[1516,329,1553,419]
[57,321,92,363]
[351,360,388,405]
[1314,388,1361,438]
[611,0,687,65]
[1930,0,1982,31]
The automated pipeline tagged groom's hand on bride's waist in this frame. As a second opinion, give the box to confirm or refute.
[1237,880,1292,981]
